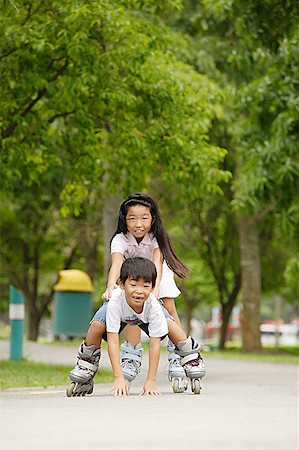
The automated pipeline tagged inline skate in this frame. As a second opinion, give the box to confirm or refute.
[66,341,101,397]
[167,340,188,393]
[120,341,143,389]
[174,337,205,394]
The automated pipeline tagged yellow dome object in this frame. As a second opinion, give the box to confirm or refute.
[54,269,94,292]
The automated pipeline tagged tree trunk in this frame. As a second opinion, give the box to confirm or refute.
[219,301,234,350]
[218,272,241,350]
[184,298,193,336]
[238,215,262,352]
[28,308,40,341]
[79,225,99,282]
[22,289,40,342]
[102,193,122,279]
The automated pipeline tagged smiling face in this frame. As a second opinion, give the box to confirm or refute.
[119,276,154,313]
[125,204,153,242]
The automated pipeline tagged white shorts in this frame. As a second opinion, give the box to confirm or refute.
[159,261,181,299]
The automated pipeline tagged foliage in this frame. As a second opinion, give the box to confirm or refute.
[157,1,299,350]
[165,1,299,237]
[1,0,227,212]
[0,0,228,338]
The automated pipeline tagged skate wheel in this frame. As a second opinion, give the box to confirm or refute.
[172,378,184,394]
[191,379,201,395]
[66,382,76,397]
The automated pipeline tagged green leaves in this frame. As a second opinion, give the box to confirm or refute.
[1,0,226,212]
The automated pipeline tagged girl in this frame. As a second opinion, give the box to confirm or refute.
[101,192,188,381]
[102,192,188,326]
[69,193,190,387]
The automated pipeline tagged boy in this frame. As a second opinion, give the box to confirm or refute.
[67,257,205,396]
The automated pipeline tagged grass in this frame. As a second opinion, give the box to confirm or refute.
[42,339,299,363]
[203,342,299,364]
[0,359,113,390]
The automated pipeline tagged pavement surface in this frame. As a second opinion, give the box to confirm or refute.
[0,340,298,450]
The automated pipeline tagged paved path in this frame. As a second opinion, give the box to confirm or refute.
[0,341,298,450]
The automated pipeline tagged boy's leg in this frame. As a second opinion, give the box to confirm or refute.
[86,320,106,347]
[123,325,141,347]
[67,305,107,397]
[120,324,143,383]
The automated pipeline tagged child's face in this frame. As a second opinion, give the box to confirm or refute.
[125,205,153,242]
[119,276,154,313]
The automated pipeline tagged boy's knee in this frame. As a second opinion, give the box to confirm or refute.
[86,320,106,347]
[89,320,106,330]
[89,320,105,334]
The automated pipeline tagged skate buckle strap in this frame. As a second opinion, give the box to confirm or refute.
[174,339,201,358]
[120,343,143,356]
[121,353,141,362]
[78,360,98,371]
[180,353,200,366]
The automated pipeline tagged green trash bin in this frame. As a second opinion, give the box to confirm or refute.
[53,269,93,337]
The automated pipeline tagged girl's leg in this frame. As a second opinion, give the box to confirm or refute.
[167,319,205,381]
[123,325,141,347]
[162,297,182,327]
[167,318,187,343]
[165,318,187,384]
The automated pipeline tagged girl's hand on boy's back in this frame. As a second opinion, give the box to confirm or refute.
[153,287,160,299]
[102,283,118,300]
[139,379,160,396]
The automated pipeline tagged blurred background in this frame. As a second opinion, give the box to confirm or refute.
[1,0,298,353]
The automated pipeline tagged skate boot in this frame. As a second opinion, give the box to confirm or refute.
[66,341,101,397]
[175,336,205,395]
[120,342,143,387]
[167,340,188,394]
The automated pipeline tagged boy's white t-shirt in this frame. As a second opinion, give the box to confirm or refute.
[106,287,168,338]
[111,232,159,260]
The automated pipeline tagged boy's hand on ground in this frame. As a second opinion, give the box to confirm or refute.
[102,283,118,300]
[109,376,129,396]
[139,379,160,396]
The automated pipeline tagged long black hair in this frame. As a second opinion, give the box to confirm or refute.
[111,192,188,279]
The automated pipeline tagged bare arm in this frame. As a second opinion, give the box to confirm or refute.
[102,252,125,299]
[107,332,129,396]
[152,248,163,299]
[140,336,161,395]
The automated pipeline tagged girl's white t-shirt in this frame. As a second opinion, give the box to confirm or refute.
[110,231,181,299]
[106,287,168,338]
[110,232,159,259]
